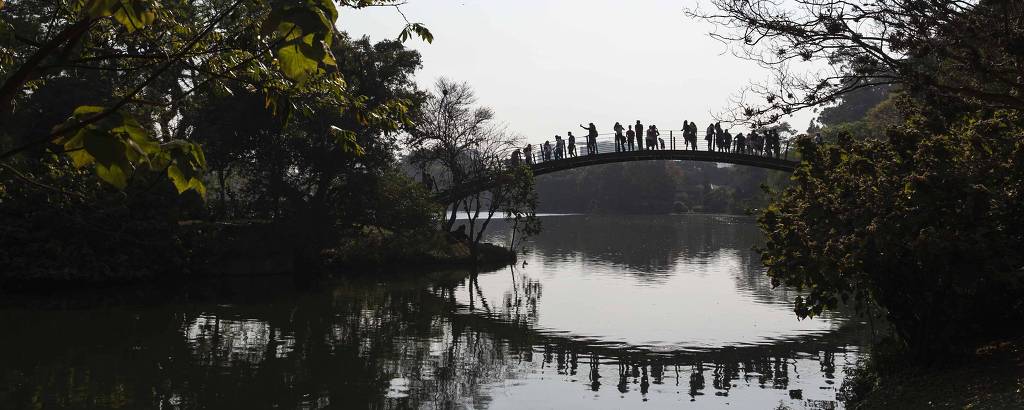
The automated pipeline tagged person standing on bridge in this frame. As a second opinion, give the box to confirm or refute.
[626,128,636,151]
[722,129,732,152]
[613,122,626,152]
[580,123,598,155]
[543,140,552,161]
[682,121,692,150]
[524,143,533,164]
[555,135,565,159]
[634,120,644,151]
[705,124,715,151]
[511,148,522,165]
[735,133,746,154]
[714,122,725,152]
[567,132,578,157]
[646,125,660,150]
[689,121,699,150]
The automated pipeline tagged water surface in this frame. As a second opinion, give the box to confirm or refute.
[0,214,865,409]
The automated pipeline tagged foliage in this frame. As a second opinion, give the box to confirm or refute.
[0,0,432,196]
[406,77,539,257]
[0,160,191,285]
[687,0,1024,124]
[0,0,437,281]
[759,110,1024,352]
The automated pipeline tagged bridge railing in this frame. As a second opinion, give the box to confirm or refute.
[518,130,793,167]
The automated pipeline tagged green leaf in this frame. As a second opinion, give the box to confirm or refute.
[275,39,323,84]
[83,0,156,32]
[96,161,128,189]
[330,126,365,157]
[112,0,156,32]
[167,164,188,192]
[398,23,433,43]
[83,126,127,166]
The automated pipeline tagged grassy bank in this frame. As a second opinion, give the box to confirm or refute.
[324,228,515,273]
[844,338,1024,409]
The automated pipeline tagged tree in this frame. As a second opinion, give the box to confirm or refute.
[0,0,432,195]
[686,0,1024,125]
[407,78,539,259]
[760,111,1024,353]
[408,78,501,231]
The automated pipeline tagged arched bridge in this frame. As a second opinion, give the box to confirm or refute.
[436,132,799,203]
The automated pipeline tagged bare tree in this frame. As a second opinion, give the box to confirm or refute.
[407,78,537,260]
[407,78,504,230]
[686,0,1024,125]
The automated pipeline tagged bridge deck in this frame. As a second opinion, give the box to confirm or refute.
[436,134,799,202]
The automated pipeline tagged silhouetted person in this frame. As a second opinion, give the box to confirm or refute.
[705,124,715,151]
[646,125,659,150]
[722,129,732,152]
[689,121,699,150]
[567,132,578,157]
[634,120,644,151]
[543,140,552,161]
[524,143,533,164]
[555,135,565,159]
[511,148,522,165]
[684,120,692,151]
[580,122,598,155]
[614,122,626,152]
[626,128,635,151]
[714,122,724,152]
[735,133,746,154]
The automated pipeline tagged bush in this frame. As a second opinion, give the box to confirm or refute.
[759,110,1024,354]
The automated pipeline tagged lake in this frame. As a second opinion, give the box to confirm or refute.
[0,214,867,409]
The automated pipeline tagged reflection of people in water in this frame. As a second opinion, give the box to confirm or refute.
[588,354,602,391]
[689,363,706,399]
[617,363,630,394]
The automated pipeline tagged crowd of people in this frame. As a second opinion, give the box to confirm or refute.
[510,120,788,165]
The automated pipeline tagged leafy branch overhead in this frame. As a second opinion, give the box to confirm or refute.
[1,0,430,197]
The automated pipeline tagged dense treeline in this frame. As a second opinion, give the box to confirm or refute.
[694,0,1024,358]
[534,160,789,215]
[0,0,531,286]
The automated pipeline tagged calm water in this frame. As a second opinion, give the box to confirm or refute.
[0,214,866,409]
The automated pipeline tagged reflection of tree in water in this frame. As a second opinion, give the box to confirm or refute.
[0,280,525,409]
[498,269,543,326]
[0,277,855,409]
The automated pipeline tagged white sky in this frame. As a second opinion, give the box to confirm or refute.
[338,0,815,146]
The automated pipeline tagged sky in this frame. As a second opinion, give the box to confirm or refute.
[338,0,816,146]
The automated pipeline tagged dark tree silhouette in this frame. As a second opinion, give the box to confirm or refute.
[687,0,1024,124]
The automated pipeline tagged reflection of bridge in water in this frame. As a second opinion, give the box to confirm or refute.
[438,133,799,202]
[437,274,864,400]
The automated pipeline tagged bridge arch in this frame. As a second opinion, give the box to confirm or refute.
[436,150,798,203]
